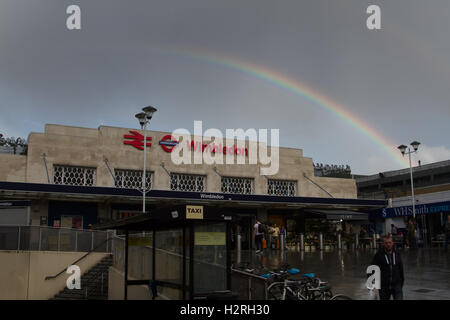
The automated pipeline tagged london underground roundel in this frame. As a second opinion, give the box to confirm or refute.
[159,135,179,152]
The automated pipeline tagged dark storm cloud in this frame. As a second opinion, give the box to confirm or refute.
[1,0,449,173]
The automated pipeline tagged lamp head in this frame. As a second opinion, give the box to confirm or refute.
[142,106,157,120]
[410,141,420,152]
[135,112,147,127]
[397,144,407,155]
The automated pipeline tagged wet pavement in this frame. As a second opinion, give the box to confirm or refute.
[232,247,450,300]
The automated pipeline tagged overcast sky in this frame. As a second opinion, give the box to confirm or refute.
[1,0,449,175]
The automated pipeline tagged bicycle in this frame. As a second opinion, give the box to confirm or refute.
[265,267,352,300]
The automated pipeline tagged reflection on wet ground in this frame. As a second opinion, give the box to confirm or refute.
[232,247,450,300]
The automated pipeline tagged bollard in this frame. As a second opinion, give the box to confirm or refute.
[300,234,305,251]
[372,233,377,249]
[337,233,342,250]
[319,233,324,251]
[355,233,359,249]
[236,234,242,265]
[237,234,242,253]
[280,235,285,253]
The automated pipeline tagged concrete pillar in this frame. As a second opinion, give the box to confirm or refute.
[300,233,305,251]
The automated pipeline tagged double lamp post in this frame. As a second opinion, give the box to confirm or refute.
[135,106,157,214]
[397,141,426,245]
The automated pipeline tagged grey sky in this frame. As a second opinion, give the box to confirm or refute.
[1,0,449,174]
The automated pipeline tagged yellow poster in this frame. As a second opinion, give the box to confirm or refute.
[129,236,153,246]
[186,205,204,220]
[195,232,226,246]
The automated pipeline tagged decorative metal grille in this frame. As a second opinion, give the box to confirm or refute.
[53,165,96,186]
[114,169,153,190]
[170,173,206,192]
[221,177,254,194]
[268,179,297,196]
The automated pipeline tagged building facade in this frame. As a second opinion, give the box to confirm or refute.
[356,160,450,244]
[0,124,384,249]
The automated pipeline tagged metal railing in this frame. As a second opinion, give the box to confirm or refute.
[230,267,269,300]
[45,237,112,281]
[0,225,114,252]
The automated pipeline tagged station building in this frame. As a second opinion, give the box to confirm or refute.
[0,124,385,249]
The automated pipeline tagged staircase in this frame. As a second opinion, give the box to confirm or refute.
[51,255,113,300]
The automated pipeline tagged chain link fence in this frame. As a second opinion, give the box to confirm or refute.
[0,225,113,252]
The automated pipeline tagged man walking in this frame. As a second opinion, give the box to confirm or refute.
[272,224,280,249]
[407,219,416,249]
[254,220,264,254]
[444,215,450,252]
[371,235,405,300]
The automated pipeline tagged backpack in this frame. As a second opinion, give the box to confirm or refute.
[258,223,264,234]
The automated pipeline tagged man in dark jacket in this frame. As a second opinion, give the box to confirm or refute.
[371,235,404,300]
[445,215,450,252]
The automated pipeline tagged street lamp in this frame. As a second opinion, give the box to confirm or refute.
[398,141,427,247]
[135,106,157,214]
[397,141,420,219]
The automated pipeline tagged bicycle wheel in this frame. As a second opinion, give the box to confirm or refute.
[267,283,286,300]
[330,294,352,300]
[267,283,301,300]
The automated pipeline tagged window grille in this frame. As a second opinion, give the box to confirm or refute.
[114,169,153,190]
[221,176,254,194]
[53,165,96,186]
[268,179,297,196]
[170,173,206,192]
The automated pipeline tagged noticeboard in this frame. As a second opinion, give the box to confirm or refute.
[194,232,226,246]
[129,236,153,247]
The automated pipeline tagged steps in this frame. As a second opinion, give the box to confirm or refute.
[51,255,113,300]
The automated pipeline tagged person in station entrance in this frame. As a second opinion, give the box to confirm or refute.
[271,224,280,249]
[444,215,450,252]
[391,224,398,236]
[253,220,264,254]
[407,219,417,249]
[371,235,405,300]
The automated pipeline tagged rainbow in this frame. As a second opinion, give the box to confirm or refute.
[158,46,408,168]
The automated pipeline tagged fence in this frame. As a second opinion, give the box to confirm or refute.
[230,267,269,300]
[0,225,114,252]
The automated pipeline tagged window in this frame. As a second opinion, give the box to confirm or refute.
[53,165,96,186]
[221,177,254,194]
[170,173,206,192]
[268,179,297,196]
[114,169,153,190]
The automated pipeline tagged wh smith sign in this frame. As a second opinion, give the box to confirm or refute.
[380,200,450,218]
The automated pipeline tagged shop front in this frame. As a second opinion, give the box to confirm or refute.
[378,200,450,246]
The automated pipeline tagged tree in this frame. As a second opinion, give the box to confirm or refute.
[0,134,28,155]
